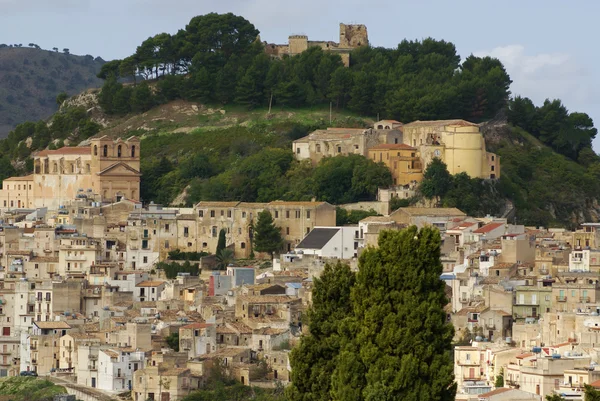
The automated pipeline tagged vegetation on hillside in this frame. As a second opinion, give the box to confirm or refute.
[0,46,104,137]
[0,377,66,401]
[1,12,599,229]
[288,227,455,400]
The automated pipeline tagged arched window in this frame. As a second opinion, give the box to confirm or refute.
[103,145,108,157]
[93,145,97,156]
[131,145,136,158]
[117,145,122,158]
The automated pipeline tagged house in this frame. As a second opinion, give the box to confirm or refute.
[478,388,540,400]
[292,127,402,165]
[133,365,195,401]
[390,207,466,230]
[135,281,166,302]
[97,348,145,392]
[294,227,358,259]
[367,144,423,185]
[179,323,216,358]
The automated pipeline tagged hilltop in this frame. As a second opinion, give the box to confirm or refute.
[0,46,105,137]
[1,12,599,229]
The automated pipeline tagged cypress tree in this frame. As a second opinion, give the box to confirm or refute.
[331,226,456,401]
[287,262,355,401]
[216,229,226,256]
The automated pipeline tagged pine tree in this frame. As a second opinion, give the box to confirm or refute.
[287,262,355,401]
[331,226,456,401]
[253,210,283,258]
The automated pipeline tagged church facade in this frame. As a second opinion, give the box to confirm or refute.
[0,136,140,210]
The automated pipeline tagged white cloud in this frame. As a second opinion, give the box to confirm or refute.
[474,44,592,105]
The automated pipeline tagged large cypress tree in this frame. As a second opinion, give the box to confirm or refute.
[287,262,355,401]
[331,226,456,401]
[216,229,226,255]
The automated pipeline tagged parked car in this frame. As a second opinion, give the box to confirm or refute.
[19,371,37,377]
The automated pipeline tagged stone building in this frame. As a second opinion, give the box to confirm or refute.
[0,136,140,211]
[264,23,368,67]
[292,128,402,165]
[402,119,500,179]
[367,144,423,186]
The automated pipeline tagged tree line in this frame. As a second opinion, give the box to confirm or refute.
[95,12,512,123]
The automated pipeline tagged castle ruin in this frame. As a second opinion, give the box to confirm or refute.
[264,23,368,67]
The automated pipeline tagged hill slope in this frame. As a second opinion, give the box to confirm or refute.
[0,46,105,137]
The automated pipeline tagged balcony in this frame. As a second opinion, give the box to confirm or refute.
[0,349,10,355]
[89,355,98,361]
[485,323,496,330]
[580,296,591,303]
[65,254,87,261]
[30,344,37,351]
[556,296,567,302]
[463,374,481,380]
[88,364,97,371]
[32,359,37,364]
[457,361,480,366]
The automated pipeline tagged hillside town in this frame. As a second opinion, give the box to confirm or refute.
[0,117,593,401]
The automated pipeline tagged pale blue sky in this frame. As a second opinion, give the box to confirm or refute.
[2,0,598,149]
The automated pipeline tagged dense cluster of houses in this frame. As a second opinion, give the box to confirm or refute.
[447,219,600,401]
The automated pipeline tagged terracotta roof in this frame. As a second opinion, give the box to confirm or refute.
[136,281,165,287]
[448,221,478,231]
[181,322,211,330]
[516,352,534,359]
[34,321,71,329]
[473,222,505,234]
[268,201,328,207]
[590,378,600,388]
[368,144,416,151]
[102,349,119,358]
[3,175,34,181]
[36,146,91,157]
[479,388,512,398]
[195,202,240,208]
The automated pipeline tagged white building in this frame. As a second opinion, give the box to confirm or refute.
[569,249,590,272]
[98,348,144,392]
[134,281,165,302]
[294,227,358,259]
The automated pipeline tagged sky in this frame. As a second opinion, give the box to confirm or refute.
[2,0,600,149]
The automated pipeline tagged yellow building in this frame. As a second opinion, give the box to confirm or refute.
[367,144,423,185]
[0,136,140,211]
[402,119,500,179]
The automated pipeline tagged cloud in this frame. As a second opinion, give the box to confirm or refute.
[474,44,593,105]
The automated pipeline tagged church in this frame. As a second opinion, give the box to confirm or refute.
[0,136,141,210]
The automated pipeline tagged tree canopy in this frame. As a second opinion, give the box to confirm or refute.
[253,210,283,257]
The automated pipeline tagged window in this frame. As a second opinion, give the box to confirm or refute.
[202,242,207,248]
[316,144,321,153]
[286,211,290,218]
[286,227,290,235]
[164,224,169,232]
[306,227,310,234]
[94,145,98,156]
[143,257,148,263]
[242,212,247,218]
[117,145,122,157]
[306,210,311,219]
[275,211,279,218]
[221,210,224,216]
[164,241,169,249]
[296,148,300,154]
[295,210,300,218]
[131,145,136,157]
[199,210,204,217]
[103,145,108,157]
[227,210,231,218]
[184,227,189,237]
[210,210,215,217]
[492,155,495,161]
[337,146,342,153]
[212,226,217,237]
[241,242,246,249]
[491,165,495,171]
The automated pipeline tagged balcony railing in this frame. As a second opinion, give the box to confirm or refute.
[580,296,591,303]
[556,296,567,302]
[29,344,37,351]
[463,374,481,380]
[457,361,480,366]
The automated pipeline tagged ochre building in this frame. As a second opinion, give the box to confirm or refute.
[0,136,140,210]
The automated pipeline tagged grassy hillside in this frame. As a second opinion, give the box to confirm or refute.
[0,46,105,137]
[0,377,66,401]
